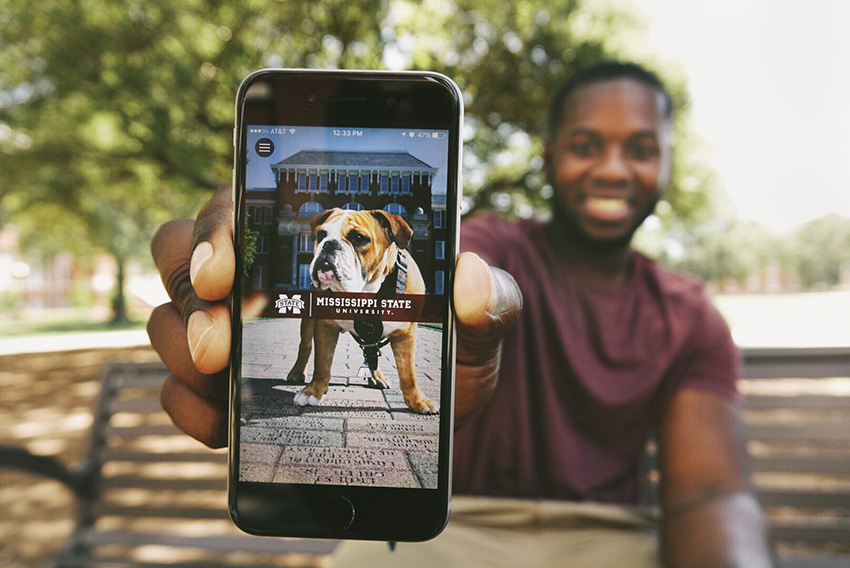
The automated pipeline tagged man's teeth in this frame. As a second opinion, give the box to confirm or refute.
[586,197,629,218]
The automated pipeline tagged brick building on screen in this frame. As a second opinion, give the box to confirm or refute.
[244,150,448,296]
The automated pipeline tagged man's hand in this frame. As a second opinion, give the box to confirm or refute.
[147,184,234,448]
[147,184,522,447]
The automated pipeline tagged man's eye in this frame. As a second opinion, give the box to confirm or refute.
[568,141,599,158]
[627,140,660,160]
[347,231,371,247]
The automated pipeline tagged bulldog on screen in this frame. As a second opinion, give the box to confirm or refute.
[287,208,438,415]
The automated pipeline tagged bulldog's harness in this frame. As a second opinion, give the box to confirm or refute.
[352,249,408,378]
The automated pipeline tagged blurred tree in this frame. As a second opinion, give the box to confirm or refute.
[792,214,850,288]
[0,0,719,321]
[673,219,776,291]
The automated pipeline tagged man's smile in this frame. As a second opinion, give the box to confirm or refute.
[583,195,632,223]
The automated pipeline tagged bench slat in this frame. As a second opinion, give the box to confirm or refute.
[102,476,226,492]
[752,454,850,475]
[742,347,850,379]
[746,395,850,410]
[84,530,339,555]
[759,489,850,509]
[769,519,850,544]
[101,449,227,463]
[746,422,850,442]
[94,504,232,520]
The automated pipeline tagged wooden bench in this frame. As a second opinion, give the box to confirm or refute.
[739,347,850,568]
[2,349,848,567]
[0,361,339,567]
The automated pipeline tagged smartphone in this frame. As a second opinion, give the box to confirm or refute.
[229,69,462,541]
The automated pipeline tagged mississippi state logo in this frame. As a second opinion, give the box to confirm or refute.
[275,294,305,314]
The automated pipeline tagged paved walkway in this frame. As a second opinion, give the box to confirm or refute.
[238,318,443,489]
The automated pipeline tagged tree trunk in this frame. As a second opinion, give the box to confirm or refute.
[111,256,129,324]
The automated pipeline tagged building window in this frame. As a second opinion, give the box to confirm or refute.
[434,210,444,229]
[401,175,411,195]
[299,201,322,218]
[435,240,445,260]
[390,174,400,194]
[343,202,364,211]
[252,265,267,289]
[299,264,312,289]
[264,206,273,225]
[384,203,407,218]
[320,173,328,192]
[435,270,445,295]
[360,173,370,193]
[338,173,348,192]
[299,233,314,253]
[297,173,307,191]
[308,173,318,191]
[258,236,270,254]
[380,174,388,193]
[348,173,358,192]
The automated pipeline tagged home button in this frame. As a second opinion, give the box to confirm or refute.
[319,495,355,531]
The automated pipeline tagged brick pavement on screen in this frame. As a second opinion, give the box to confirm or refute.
[239,318,443,488]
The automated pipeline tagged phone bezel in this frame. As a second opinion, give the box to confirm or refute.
[229,69,462,541]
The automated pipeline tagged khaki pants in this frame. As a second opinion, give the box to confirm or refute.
[332,496,661,568]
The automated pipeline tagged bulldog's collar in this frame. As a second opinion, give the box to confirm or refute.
[353,249,408,373]
[377,248,408,298]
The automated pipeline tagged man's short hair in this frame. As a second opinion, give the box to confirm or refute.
[547,61,673,140]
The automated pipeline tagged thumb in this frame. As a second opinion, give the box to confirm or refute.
[453,252,522,363]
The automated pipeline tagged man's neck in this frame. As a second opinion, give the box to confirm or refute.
[545,219,634,288]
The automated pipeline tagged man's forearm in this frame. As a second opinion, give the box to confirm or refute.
[660,490,774,568]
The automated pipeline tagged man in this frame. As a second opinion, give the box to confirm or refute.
[148,62,773,566]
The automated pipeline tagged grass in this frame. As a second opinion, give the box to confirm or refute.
[0,307,148,339]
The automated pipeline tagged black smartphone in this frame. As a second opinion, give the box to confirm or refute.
[229,69,462,541]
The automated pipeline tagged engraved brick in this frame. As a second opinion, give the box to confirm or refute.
[347,418,439,436]
[347,432,438,453]
[240,462,275,483]
[407,452,439,489]
[249,416,344,431]
[240,442,281,465]
[273,467,417,487]
[241,426,342,448]
[277,446,410,471]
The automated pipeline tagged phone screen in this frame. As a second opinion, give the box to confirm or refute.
[229,70,461,540]
[238,125,450,489]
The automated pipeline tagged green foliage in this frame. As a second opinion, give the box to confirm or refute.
[243,214,259,276]
[655,213,850,291]
[0,0,719,282]
[792,214,850,288]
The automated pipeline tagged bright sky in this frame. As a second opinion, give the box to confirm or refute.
[638,0,850,234]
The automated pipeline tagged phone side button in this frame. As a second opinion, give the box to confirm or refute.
[318,495,355,531]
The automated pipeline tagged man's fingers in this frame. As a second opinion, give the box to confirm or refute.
[191,184,235,302]
[452,253,522,428]
[187,303,232,375]
[147,302,230,399]
[160,375,228,449]
[152,219,195,306]
[454,252,522,359]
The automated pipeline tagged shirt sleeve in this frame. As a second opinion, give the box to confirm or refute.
[669,295,741,402]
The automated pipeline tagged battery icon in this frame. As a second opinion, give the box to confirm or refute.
[432,132,446,139]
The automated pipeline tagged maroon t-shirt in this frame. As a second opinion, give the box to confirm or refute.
[452,214,740,504]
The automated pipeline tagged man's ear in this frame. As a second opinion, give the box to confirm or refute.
[309,208,339,233]
[370,211,413,249]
